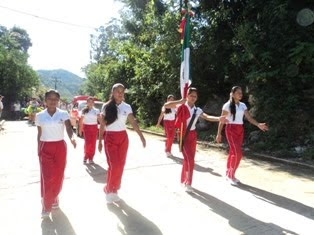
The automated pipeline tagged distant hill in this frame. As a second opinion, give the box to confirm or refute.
[37,69,84,101]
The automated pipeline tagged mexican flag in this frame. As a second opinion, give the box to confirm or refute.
[180,9,191,98]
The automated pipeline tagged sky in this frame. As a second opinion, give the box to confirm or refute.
[0,0,122,77]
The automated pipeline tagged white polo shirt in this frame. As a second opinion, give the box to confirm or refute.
[162,106,176,121]
[103,102,133,132]
[185,103,203,131]
[35,108,70,141]
[81,107,100,125]
[222,101,247,124]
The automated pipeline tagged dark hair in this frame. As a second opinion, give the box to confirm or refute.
[45,89,60,100]
[229,86,242,121]
[165,94,175,114]
[82,97,94,115]
[187,87,198,95]
[104,84,125,125]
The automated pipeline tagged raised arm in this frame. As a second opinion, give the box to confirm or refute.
[200,112,225,122]
[164,98,186,109]
[244,110,268,131]
[128,113,146,148]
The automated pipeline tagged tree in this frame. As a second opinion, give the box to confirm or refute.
[0,25,39,113]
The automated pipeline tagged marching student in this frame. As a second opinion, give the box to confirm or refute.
[156,95,176,157]
[164,87,227,192]
[216,86,268,186]
[79,97,100,164]
[98,83,146,203]
[36,90,77,219]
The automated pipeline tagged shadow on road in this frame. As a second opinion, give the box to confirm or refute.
[41,209,76,235]
[238,183,314,221]
[107,200,163,235]
[168,155,222,177]
[85,163,107,184]
[189,188,298,235]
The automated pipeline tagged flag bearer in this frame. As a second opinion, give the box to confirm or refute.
[164,87,226,192]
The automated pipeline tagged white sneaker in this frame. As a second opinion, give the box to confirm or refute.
[89,160,95,164]
[112,193,121,202]
[106,193,114,204]
[184,184,193,193]
[227,178,238,186]
[41,211,50,219]
[234,178,241,184]
[166,152,172,157]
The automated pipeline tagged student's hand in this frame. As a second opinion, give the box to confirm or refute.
[71,138,77,148]
[141,136,146,148]
[219,115,228,124]
[156,123,160,129]
[258,123,268,132]
[79,130,83,137]
[98,141,103,152]
[216,134,222,143]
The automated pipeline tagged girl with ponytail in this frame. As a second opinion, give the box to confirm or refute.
[216,86,268,186]
[98,83,146,203]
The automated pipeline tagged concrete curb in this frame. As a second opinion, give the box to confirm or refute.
[128,126,314,170]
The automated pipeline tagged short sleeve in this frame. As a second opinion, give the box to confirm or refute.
[126,105,133,115]
[95,109,100,115]
[35,113,41,126]
[222,102,230,112]
[62,111,70,121]
[242,103,248,111]
[197,108,203,116]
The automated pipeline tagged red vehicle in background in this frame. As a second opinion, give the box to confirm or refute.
[70,95,103,135]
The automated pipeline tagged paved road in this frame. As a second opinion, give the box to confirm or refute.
[0,121,313,235]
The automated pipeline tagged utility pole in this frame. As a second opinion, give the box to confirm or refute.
[52,76,61,90]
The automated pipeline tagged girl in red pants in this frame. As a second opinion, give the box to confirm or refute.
[156,95,176,157]
[216,86,268,186]
[98,83,146,203]
[164,87,226,192]
[79,97,100,164]
[36,90,76,219]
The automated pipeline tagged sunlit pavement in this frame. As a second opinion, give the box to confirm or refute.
[0,121,313,235]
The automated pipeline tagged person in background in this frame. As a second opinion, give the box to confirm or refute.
[79,97,101,164]
[156,95,176,157]
[13,101,21,120]
[36,89,76,219]
[98,83,146,204]
[216,86,268,186]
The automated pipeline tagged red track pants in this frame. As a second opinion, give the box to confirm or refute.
[39,140,67,212]
[103,131,129,193]
[83,124,98,161]
[181,130,197,185]
[225,124,244,179]
[164,120,175,153]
